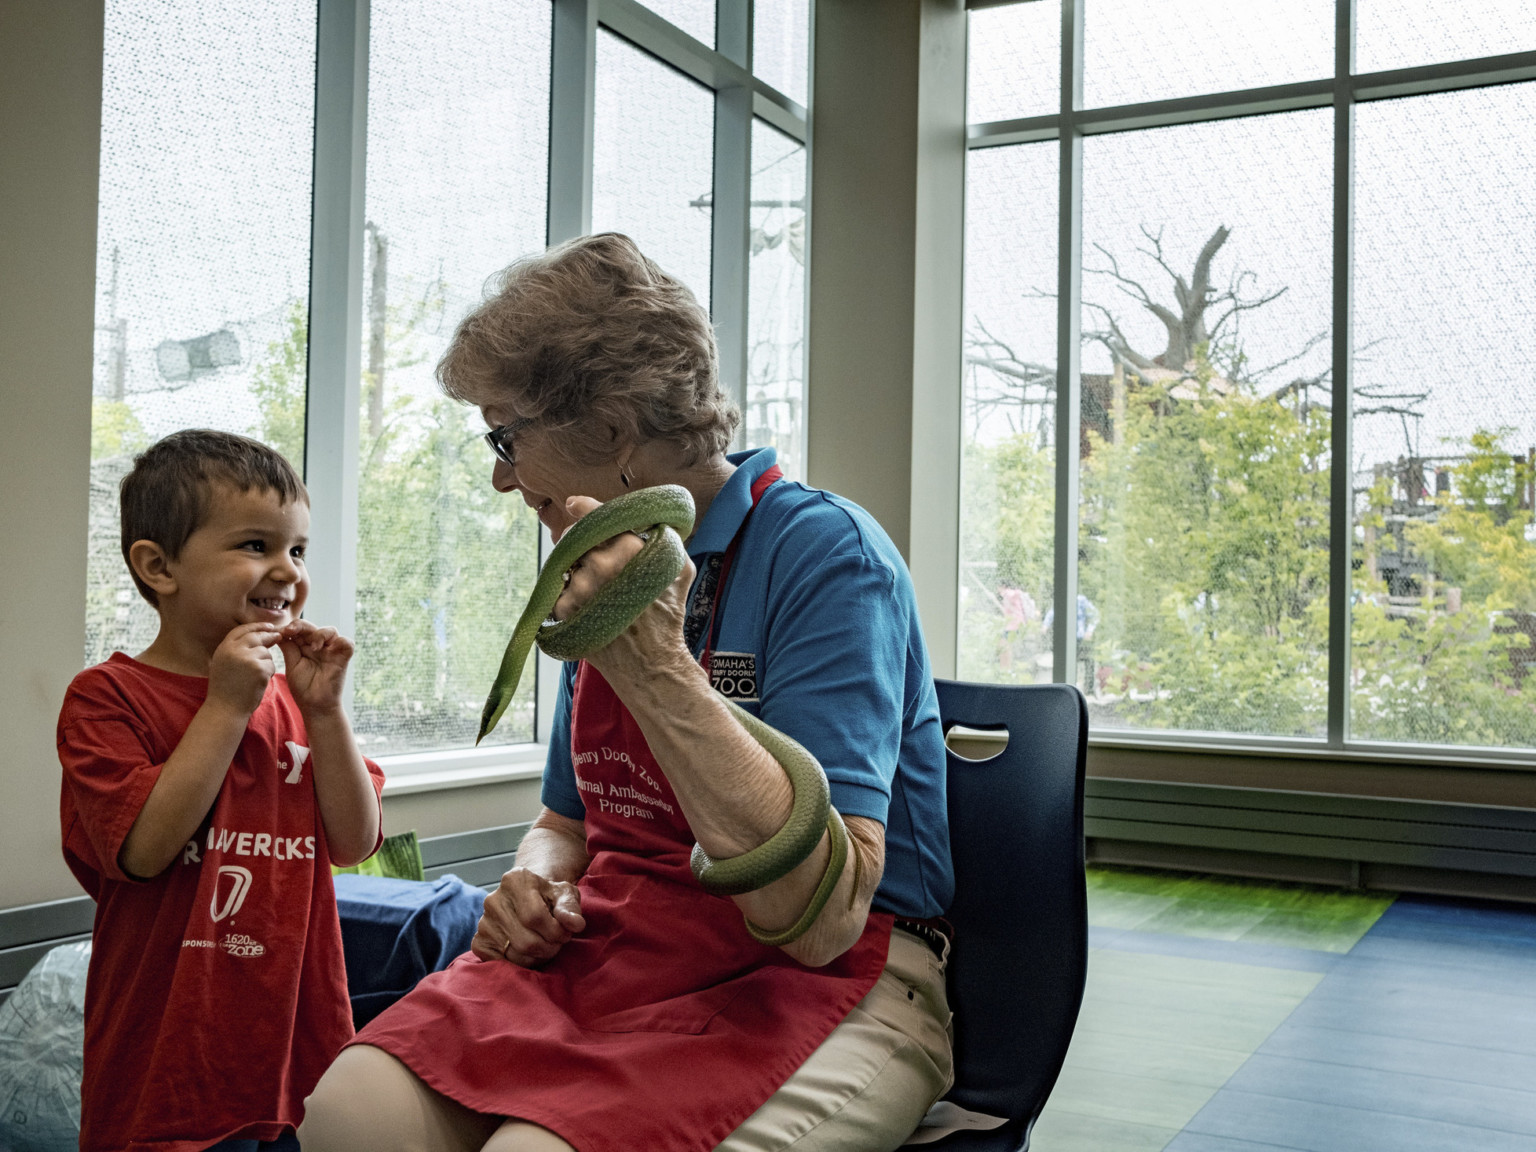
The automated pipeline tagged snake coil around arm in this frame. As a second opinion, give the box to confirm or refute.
[477,485,850,945]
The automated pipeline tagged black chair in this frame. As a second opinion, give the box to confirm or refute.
[929,679,1089,1151]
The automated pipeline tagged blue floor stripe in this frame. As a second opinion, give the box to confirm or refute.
[1167,897,1536,1152]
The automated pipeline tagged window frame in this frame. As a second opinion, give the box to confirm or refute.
[301,0,810,786]
[964,0,1536,767]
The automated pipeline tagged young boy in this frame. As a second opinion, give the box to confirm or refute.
[57,429,385,1152]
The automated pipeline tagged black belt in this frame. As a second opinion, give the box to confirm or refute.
[893,917,952,961]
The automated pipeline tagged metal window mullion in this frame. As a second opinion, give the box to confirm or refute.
[537,0,599,744]
[304,0,368,712]
[712,0,752,427]
[1353,48,1536,103]
[1327,0,1356,749]
[711,119,752,431]
[797,0,814,483]
[549,0,597,246]
[965,51,1536,152]
[717,0,750,68]
[1051,0,1083,686]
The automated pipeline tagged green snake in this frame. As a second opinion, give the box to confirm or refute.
[477,484,849,946]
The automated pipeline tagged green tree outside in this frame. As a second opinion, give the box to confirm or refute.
[248,296,539,754]
[961,363,1536,747]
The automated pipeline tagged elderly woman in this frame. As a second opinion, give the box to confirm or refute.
[299,234,954,1152]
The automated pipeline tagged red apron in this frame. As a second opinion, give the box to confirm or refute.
[355,476,893,1152]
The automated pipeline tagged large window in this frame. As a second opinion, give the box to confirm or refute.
[965,0,1536,757]
[350,0,551,756]
[746,120,808,480]
[1351,82,1536,748]
[88,0,811,773]
[87,0,317,668]
[592,29,715,310]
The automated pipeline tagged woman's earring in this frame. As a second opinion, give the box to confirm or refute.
[620,472,631,489]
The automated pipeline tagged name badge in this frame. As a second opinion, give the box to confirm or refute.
[710,652,759,702]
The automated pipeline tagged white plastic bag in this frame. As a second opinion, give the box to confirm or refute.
[0,940,90,1152]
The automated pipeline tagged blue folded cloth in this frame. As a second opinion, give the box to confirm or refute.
[334,873,486,1028]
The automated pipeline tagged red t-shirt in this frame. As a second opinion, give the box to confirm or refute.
[57,652,385,1152]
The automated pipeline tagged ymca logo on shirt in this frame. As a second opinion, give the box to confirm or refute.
[710,653,759,702]
[281,741,311,784]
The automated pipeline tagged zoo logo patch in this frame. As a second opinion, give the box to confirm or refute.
[710,652,759,702]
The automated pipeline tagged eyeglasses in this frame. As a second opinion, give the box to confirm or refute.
[484,417,537,469]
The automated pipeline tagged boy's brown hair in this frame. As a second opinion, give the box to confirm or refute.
[120,429,308,606]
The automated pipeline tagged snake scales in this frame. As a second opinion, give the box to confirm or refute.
[477,484,849,946]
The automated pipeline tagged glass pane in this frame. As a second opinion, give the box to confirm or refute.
[593,30,715,312]
[87,0,316,667]
[353,0,551,756]
[636,0,715,48]
[1080,111,1333,736]
[967,0,1060,124]
[959,143,1058,685]
[1358,0,1536,74]
[1085,0,1332,108]
[1352,83,1536,750]
[753,0,810,106]
[746,120,807,480]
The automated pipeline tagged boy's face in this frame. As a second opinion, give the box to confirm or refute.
[160,483,310,645]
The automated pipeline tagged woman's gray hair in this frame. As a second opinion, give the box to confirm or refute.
[437,233,740,466]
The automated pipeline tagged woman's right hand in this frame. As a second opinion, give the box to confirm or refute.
[471,865,587,968]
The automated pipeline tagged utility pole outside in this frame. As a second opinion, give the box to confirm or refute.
[106,246,126,401]
[365,222,387,439]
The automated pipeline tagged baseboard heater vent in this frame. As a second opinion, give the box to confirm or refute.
[1086,777,1536,884]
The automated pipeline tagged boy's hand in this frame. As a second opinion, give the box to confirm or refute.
[207,623,282,717]
[278,619,353,715]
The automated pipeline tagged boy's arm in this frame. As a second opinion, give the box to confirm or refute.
[279,621,380,868]
[119,624,282,879]
[300,706,379,868]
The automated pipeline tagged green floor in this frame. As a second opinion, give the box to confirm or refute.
[1083,866,1395,953]
[1028,866,1395,1151]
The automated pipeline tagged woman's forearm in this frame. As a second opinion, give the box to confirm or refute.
[607,654,882,965]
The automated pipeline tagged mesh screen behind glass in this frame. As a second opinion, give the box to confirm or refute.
[1357,0,1536,74]
[967,1,1060,124]
[746,120,807,481]
[1078,111,1333,737]
[592,30,715,312]
[959,143,1059,688]
[350,0,551,756]
[1351,83,1536,750]
[87,0,317,667]
[753,0,810,107]
[1084,0,1332,109]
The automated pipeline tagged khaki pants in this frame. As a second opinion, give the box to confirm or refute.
[719,927,954,1151]
[299,928,953,1152]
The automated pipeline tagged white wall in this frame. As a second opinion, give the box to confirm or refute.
[0,0,105,907]
[805,0,967,677]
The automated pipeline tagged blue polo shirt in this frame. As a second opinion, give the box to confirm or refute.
[542,447,954,919]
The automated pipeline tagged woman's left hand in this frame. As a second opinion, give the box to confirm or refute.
[553,495,697,685]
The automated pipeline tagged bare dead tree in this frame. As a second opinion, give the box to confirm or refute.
[1083,224,1298,382]
[965,318,1056,441]
[966,224,1423,447]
